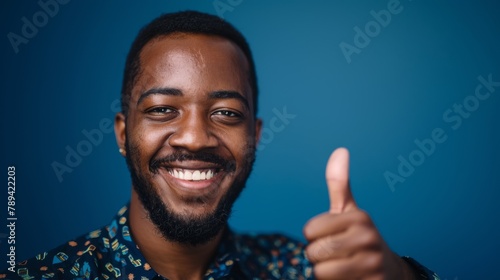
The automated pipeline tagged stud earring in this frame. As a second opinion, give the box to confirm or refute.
[119,148,126,155]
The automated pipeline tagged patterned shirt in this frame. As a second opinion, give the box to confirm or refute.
[1,205,439,279]
[1,205,312,280]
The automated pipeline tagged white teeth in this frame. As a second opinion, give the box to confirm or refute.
[169,169,216,181]
[184,170,192,180]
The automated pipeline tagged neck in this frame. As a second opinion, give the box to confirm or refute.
[129,190,223,280]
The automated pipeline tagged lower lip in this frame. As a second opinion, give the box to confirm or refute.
[159,169,223,191]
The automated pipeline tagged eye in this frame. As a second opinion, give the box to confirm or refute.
[211,109,244,124]
[147,107,175,115]
[144,106,178,121]
[213,110,240,117]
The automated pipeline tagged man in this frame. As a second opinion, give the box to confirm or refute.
[1,11,439,280]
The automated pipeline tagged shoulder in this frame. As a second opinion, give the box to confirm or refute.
[232,232,314,279]
[0,205,133,280]
[1,228,106,279]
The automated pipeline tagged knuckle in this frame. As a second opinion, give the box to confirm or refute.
[306,243,325,263]
[354,209,372,224]
[305,245,317,262]
[322,235,340,250]
[302,220,318,240]
[363,230,379,246]
[364,253,384,272]
[306,236,339,262]
[303,213,328,240]
[353,227,379,249]
[312,265,330,280]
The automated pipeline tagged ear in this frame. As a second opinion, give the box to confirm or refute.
[114,113,126,155]
[254,118,263,146]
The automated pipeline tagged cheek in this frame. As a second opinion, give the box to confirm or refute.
[230,129,257,165]
[129,123,169,164]
[137,125,166,145]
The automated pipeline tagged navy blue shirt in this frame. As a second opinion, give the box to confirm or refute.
[1,205,438,279]
[2,205,313,279]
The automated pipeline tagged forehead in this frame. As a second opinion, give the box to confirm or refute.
[132,33,252,103]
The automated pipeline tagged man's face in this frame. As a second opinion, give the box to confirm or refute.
[115,33,261,245]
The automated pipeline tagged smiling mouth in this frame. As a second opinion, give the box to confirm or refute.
[166,168,219,181]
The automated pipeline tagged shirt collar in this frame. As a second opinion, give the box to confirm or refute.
[107,204,244,279]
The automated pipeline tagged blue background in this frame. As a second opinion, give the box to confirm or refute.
[1,1,499,279]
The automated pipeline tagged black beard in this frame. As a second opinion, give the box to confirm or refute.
[124,137,255,246]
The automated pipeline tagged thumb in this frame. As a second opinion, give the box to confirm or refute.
[326,147,357,214]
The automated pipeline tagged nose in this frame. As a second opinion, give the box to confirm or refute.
[167,111,218,152]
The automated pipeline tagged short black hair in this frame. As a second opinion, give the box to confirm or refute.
[120,10,258,117]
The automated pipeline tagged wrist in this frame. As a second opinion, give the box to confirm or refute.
[400,256,438,280]
[399,256,417,280]
[389,252,415,280]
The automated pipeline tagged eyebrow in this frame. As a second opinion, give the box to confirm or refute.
[137,87,182,106]
[209,90,249,110]
[137,87,249,110]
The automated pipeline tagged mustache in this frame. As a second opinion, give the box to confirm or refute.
[149,151,236,174]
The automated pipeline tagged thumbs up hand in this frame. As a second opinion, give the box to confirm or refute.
[303,148,415,280]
